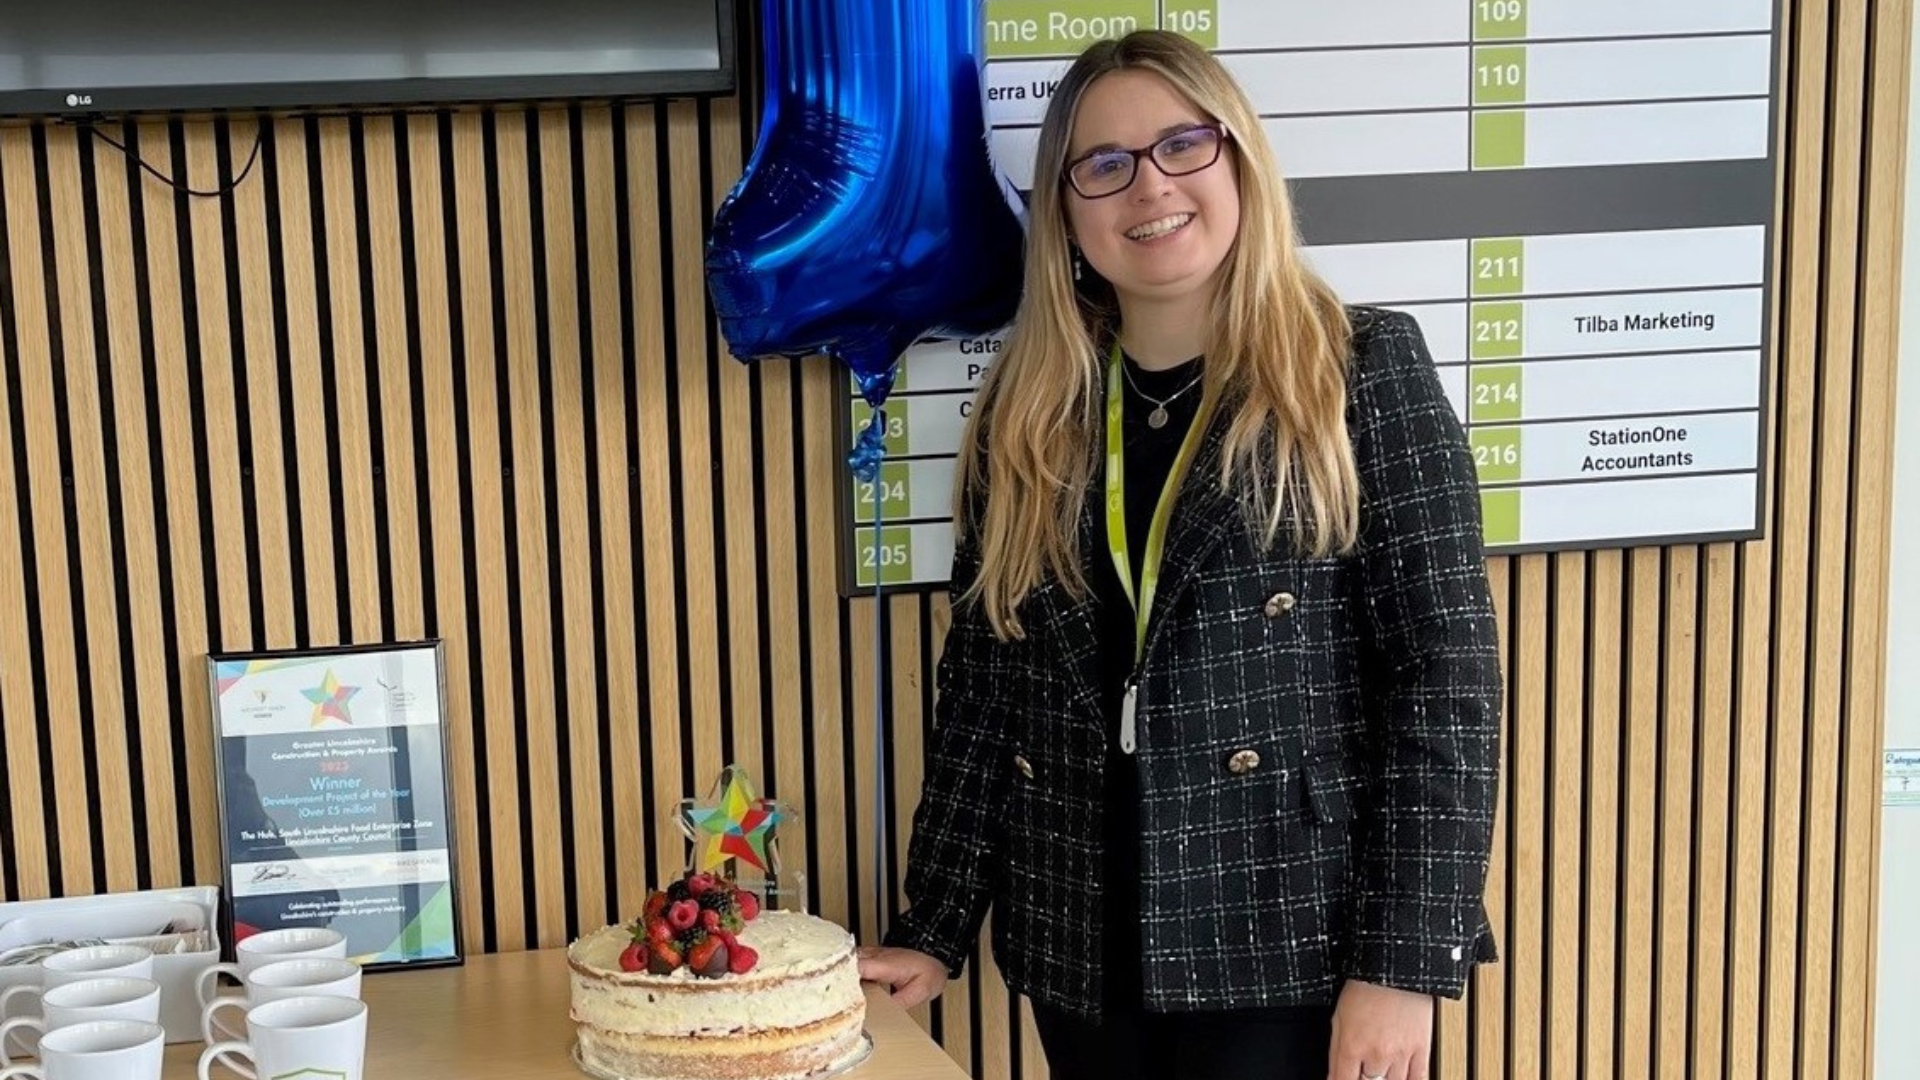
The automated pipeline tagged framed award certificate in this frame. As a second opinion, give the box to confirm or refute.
[208,641,463,972]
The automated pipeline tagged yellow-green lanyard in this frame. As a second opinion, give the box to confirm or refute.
[1104,342,1209,754]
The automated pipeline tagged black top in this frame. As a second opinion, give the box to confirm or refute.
[1093,351,1203,1010]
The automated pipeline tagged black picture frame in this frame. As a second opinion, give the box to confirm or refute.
[207,640,463,973]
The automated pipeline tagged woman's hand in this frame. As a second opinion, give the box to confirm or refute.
[1327,978,1434,1080]
[855,946,950,1008]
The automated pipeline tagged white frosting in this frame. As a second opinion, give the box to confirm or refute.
[569,910,863,1039]
[571,910,853,983]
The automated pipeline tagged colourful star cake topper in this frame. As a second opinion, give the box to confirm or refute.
[299,669,360,728]
[676,765,786,874]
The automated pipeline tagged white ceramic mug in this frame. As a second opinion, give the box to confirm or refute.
[0,1020,164,1080]
[0,978,161,1066]
[197,997,365,1080]
[193,928,346,1010]
[200,958,362,1045]
[0,946,156,1028]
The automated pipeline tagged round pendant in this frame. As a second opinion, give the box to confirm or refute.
[1148,407,1169,429]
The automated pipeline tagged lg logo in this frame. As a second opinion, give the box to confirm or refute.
[64,93,92,107]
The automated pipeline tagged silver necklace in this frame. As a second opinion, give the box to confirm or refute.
[1121,360,1204,429]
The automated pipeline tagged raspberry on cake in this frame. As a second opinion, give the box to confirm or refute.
[568,874,866,1080]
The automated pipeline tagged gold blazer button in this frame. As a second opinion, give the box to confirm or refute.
[1013,754,1035,779]
[1263,592,1296,618]
[1227,749,1261,774]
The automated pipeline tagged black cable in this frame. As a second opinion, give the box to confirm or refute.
[82,121,263,197]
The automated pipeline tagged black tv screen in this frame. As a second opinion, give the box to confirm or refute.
[0,0,734,117]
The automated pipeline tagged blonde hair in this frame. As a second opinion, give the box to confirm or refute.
[957,30,1359,640]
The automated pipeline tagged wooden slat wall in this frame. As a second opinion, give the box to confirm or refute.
[0,1,1906,1076]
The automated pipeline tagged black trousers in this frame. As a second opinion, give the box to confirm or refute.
[1031,1000,1335,1080]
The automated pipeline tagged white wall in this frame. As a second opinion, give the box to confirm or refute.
[1876,15,1920,1073]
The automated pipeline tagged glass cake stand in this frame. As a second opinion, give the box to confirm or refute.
[571,1031,876,1080]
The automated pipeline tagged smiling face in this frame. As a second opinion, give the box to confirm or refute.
[1062,69,1241,318]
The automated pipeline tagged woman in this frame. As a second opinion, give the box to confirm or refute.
[858,29,1502,1080]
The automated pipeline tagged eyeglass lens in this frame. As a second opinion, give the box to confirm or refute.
[1069,126,1223,198]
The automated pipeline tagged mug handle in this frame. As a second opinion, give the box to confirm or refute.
[0,986,40,1023]
[0,1016,43,1067]
[200,993,248,1045]
[195,962,244,1008]
[0,1064,43,1080]
[198,1039,258,1080]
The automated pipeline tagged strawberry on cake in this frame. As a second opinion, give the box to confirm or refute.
[568,873,866,1080]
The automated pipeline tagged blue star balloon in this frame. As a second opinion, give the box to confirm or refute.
[705,0,1026,409]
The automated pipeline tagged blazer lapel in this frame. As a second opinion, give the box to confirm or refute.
[1015,467,1106,721]
[1139,410,1238,661]
[1023,406,1238,710]
[1060,472,1110,715]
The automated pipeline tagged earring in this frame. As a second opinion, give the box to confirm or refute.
[1071,246,1083,281]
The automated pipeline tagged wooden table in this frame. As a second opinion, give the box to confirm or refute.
[161,949,967,1080]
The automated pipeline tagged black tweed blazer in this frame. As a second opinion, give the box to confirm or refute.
[885,307,1503,1017]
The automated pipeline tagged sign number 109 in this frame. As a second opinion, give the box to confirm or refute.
[1478,0,1523,24]
[1475,0,1526,38]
